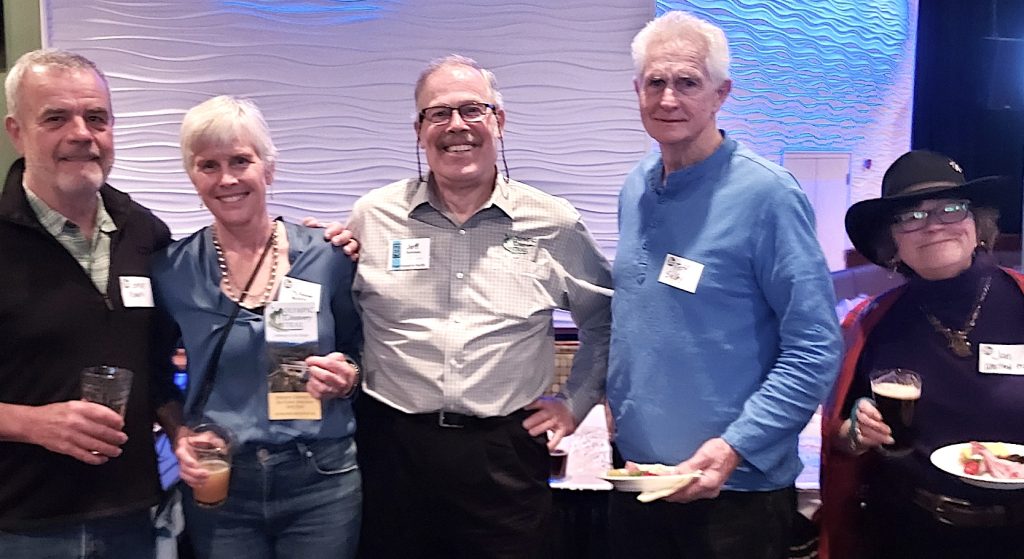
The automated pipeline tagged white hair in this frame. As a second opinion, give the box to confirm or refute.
[5,49,108,118]
[180,95,278,170]
[631,11,731,85]
[413,54,504,112]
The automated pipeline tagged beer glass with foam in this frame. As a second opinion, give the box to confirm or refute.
[869,369,922,457]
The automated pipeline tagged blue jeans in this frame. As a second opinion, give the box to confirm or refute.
[0,510,155,559]
[182,438,361,559]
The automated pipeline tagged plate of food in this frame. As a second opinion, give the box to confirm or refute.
[599,463,701,493]
[930,441,1024,490]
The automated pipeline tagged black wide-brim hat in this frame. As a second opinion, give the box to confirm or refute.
[845,150,1011,267]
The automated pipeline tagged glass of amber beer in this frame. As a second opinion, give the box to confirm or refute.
[187,424,234,507]
[869,369,922,457]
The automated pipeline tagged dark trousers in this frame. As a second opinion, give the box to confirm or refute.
[607,486,796,559]
[355,396,551,559]
[861,497,1024,559]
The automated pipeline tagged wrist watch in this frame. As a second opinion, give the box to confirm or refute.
[341,356,360,397]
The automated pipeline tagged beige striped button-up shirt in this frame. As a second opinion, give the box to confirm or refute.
[351,176,612,420]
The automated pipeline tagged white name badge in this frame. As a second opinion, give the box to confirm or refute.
[978,344,1024,375]
[119,276,154,307]
[278,277,322,308]
[388,238,430,271]
[264,302,318,343]
[657,254,704,293]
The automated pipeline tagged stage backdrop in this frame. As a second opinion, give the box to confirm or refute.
[42,0,917,268]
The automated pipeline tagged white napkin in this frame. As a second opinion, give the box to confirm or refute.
[636,471,703,503]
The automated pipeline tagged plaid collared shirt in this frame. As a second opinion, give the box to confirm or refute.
[351,175,612,419]
[25,186,116,294]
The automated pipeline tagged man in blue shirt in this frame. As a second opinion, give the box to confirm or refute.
[606,11,842,558]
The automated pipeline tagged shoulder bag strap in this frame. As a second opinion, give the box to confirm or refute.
[187,223,278,421]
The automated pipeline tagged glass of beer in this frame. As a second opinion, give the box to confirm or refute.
[186,423,234,508]
[869,369,922,457]
[80,366,133,417]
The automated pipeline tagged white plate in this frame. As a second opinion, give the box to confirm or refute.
[930,442,1024,490]
[599,468,701,493]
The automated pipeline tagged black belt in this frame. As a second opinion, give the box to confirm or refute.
[912,488,1024,527]
[404,408,531,429]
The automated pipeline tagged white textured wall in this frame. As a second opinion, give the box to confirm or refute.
[43,0,652,252]
[42,0,916,262]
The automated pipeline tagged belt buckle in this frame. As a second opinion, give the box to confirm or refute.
[437,411,466,429]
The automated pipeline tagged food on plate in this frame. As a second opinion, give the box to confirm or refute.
[605,463,679,477]
[959,442,1024,479]
[959,442,1008,462]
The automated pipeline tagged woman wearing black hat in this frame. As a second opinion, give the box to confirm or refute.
[818,150,1024,558]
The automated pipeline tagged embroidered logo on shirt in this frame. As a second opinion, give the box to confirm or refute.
[502,235,538,256]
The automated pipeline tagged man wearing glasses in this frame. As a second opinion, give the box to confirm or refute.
[605,11,842,558]
[347,55,612,558]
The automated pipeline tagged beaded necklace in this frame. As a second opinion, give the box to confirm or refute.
[212,221,279,307]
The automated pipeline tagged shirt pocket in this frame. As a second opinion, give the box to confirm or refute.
[479,255,557,320]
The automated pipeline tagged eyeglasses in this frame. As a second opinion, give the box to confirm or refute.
[418,102,495,125]
[892,200,971,233]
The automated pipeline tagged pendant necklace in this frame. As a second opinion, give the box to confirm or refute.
[212,221,279,307]
[921,276,991,358]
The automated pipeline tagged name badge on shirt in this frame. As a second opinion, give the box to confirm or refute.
[388,238,430,271]
[657,254,704,293]
[278,277,322,308]
[119,276,154,307]
[978,344,1024,375]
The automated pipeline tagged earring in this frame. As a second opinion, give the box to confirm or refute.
[887,259,899,279]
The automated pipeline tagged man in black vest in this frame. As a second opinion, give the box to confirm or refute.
[0,48,184,558]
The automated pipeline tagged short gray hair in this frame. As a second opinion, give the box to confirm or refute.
[5,49,109,118]
[413,54,503,113]
[631,11,730,85]
[180,95,278,170]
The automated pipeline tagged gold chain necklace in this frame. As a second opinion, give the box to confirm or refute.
[212,221,279,307]
[921,276,992,358]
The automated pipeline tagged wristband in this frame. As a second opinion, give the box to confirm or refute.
[847,397,875,453]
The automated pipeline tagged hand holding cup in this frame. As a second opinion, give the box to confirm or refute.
[80,366,133,417]
[176,423,234,508]
[869,368,922,456]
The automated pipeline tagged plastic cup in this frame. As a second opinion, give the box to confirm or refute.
[80,366,133,417]
[187,424,234,507]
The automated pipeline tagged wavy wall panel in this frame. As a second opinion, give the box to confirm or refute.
[660,0,918,205]
[43,0,915,256]
[43,0,652,252]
